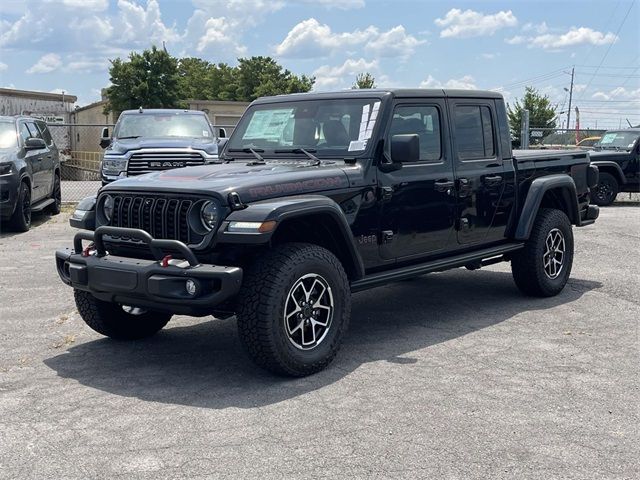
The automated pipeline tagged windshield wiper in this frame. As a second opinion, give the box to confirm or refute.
[117,136,141,140]
[274,148,321,166]
[227,147,265,164]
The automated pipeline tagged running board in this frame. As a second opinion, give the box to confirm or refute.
[31,198,55,213]
[350,243,524,292]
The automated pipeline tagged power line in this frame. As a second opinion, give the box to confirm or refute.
[576,0,637,102]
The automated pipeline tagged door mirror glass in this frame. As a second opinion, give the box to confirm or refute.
[391,134,420,163]
[24,137,46,150]
[100,127,111,148]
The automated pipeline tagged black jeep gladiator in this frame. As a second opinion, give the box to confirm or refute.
[588,128,640,206]
[55,89,600,376]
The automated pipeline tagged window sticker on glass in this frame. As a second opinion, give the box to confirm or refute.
[600,133,616,144]
[202,130,209,137]
[244,109,293,141]
[357,101,381,141]
[348,139,367,151]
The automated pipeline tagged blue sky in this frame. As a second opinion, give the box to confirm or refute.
[0,0,638,128]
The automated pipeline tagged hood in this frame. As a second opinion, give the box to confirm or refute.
[102,160,352,204]
[589,150,630,161]
[108,136,218,155]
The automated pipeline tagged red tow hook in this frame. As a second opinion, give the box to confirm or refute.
[82,242,95,257]
[161,255,173,268]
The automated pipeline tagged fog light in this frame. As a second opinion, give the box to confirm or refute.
[185,279,198,296]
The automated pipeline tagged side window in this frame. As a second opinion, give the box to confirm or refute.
[454,105,496,160]
[387,105,442,161]
[26,122,43,139]
[36,121,54,146]
[19,123,31,145]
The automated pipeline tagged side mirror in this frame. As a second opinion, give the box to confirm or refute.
[24,137,46,150]
[217,137,228,149]
[99,127,111,149]
[216,126,227,139]
[391,134,420,163]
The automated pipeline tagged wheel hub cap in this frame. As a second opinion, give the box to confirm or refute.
[284,273,334,350]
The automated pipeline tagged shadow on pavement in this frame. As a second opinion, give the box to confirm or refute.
[0,212,54,239]
[44,269,601,409]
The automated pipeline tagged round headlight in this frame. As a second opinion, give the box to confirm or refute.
[103,195,114,222]
[200,201,219,230]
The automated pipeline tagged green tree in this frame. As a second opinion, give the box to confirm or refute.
[104,46,182,114]
[178,57,214,100]
[352,72,376,89]
[232,56,314,101]
[507,86,557,147]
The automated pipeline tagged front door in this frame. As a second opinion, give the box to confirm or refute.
[449,101,507,245]
[18,121,46,201]
[378,100,457,260]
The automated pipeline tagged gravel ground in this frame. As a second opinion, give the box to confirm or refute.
[0,205,638,479]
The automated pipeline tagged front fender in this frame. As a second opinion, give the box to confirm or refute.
[514,175,580,240]
[69,195,97,230]
[590,161,626,184]
[216,195,365,279]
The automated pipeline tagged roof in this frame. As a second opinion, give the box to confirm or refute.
[602,128,640,134]
[0,114,50,122]
[0,87,77,103]
[253,88,504,104]
[120,108,208,115]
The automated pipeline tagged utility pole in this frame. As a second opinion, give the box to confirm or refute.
[520,109,530,149]
[566,66,574,132]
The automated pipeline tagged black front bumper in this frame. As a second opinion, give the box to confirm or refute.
[55,227,242,316]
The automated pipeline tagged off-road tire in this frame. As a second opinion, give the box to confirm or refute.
[9,181,31,232]
[74,289,171,340]
[236,243,351,377]
[591,172,618,206]
[511,208,574,297]
[48,172,62,215]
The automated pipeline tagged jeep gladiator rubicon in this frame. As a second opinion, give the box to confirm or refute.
[99,109,223,185]
[55,89,600,376]
[588,128,640,206]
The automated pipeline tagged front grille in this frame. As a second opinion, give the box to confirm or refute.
[127,151,205,175]
[109,194,199,245]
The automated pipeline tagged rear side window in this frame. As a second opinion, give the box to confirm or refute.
[454,105,496,160]
[36,121,54,146]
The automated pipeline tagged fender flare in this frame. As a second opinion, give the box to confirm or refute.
[217,195,365,279]
[514,174,580,240]
[590,161,626,184]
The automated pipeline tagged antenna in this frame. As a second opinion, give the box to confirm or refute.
[627,119,633,128]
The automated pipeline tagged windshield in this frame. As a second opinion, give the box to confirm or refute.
[227,98,383,156]
[114,113,212,139]
[0,122,17,149]
[597,131,639,150]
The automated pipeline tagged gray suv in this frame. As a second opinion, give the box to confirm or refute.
[99,109,224,185]
[0,116,61,232]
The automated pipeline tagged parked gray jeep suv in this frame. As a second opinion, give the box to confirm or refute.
[0,116,61,232]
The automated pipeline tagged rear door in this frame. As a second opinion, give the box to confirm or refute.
[35,121,57,195]
[449,100,508,245]
[378,99,458,260]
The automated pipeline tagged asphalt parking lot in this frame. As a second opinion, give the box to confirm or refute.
[0,203,638,479]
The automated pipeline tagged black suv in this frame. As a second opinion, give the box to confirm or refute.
[56,89,599,376]
[589,128,640,206]
[0,116,61,231]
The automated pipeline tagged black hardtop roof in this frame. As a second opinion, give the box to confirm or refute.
[0,115,49,122]
[603,128,640,134]
[120,108,207,115]
[252,88,504,105]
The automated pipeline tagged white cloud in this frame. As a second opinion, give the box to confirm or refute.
[275,18,423,59]
[420,75,478,90]
[313,58,378,89]
[591,87,640,102]
[480,53,499,60]
[529,27,618,49]
[115,0,180,47]
[506,27,617,50]
[299,0,364,8]
[522,22,549,34]
[195,16,247,56]
[26,53,62,74]
[435,9,517,38]
[58,0,108,10]
[0,62,7,72]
